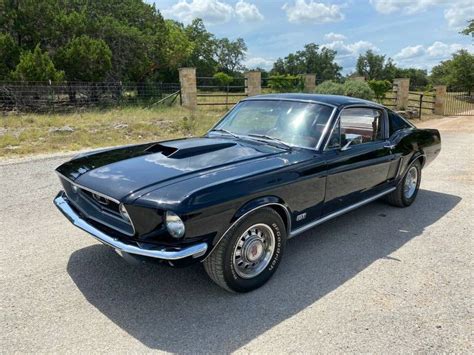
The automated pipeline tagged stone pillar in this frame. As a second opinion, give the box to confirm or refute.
[303,74,316,92]
[434,85,447,115]
[179,67,197,109]
[244,71,261,96]
[393,78,410,110]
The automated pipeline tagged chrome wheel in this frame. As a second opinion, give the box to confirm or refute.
[404,166,418,199]
[232,223,275,279]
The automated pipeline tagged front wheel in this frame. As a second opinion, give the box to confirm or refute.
[203,208,286,293]
[386,160,422,207]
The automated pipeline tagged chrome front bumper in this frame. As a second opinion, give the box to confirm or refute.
[54,192,208,260]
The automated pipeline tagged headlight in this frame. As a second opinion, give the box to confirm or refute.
[119,203,131,222]
[165,211,185,238]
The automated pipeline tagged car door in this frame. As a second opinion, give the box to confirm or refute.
[322,106,395,215]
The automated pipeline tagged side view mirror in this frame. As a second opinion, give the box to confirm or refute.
[340,139,353,151]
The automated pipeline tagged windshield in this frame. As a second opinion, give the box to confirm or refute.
[212,100,334,149]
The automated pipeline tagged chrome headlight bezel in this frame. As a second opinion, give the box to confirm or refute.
[119,203,131,223]
[165,211,185,239]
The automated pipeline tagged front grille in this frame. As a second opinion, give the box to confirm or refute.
[80,189,121,216]
[59,176,135,236]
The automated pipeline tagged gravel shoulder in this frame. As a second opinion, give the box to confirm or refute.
[1,115,472,353]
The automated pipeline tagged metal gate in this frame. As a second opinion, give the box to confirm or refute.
[196,77,247,107]
[444,91,474,115]
[408,91,435,118]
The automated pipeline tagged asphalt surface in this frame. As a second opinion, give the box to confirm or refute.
[1,115,473,353]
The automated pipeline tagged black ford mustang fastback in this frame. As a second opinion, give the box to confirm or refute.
[54,94,441,292]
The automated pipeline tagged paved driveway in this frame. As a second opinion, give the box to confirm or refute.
[1,115,472,353]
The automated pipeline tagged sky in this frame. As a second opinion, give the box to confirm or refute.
[152,0,474,74]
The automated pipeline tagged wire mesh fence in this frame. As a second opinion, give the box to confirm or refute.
[0,81,181,112]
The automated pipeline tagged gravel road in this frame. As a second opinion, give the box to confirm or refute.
[1,115,473,353]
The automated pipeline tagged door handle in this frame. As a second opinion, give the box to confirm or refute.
[384,143,396,150]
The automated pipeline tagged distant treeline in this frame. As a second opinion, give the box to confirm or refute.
[0,1,472,93]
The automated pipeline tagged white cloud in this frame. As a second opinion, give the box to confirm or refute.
[243,56,274,70]
[426,41,464,57]
[282,0,344,24]
[369,0,473,29]
[393,41,473,70]
[444,1,474,30]
[369,0,442,14]
[235,1,264,23]
[162,0,233,25]
[394,45,425,59]
[324,32,346,41]
[323,40,378,57]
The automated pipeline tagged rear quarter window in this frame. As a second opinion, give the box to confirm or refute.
[388,110,413,136]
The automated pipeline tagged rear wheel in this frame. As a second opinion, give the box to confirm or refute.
[386,160,421,207]
[203,208,286,293]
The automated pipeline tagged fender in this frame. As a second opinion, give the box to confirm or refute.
[397,152,426,185]
[202,197,291,261]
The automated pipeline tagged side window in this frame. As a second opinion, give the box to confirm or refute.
[326,107,384,149]
[340,108,384,146]
[388,110,412,136]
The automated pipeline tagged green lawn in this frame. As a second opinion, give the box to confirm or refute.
[0,105,227,158]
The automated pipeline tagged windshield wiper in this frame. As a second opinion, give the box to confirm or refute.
[209,128,240,139]
[247,133,292,150]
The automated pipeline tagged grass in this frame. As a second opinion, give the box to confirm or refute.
[0,104,228,158]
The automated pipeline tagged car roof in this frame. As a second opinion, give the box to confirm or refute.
[242,93,384,108]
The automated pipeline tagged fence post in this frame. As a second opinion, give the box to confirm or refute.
[178,67,197,109]
[434,85,447,115]
[304,74,316,92]
[244,71,261,96]
[393,78,410,110]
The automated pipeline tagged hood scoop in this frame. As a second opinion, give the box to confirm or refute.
[146,141,237,159]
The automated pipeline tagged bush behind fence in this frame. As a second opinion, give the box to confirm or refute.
[0,81,180,112]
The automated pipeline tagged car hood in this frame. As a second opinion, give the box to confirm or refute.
[56,137,285,201]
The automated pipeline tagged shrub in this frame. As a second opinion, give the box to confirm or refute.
[314,80,344,95]
[342,80,375,100]
[268,74,303,92]
[368,80,392,102]
[10,44,64,82]
[213,72,233,87]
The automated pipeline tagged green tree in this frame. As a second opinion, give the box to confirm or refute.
[163,20,194,70]
[0,33,21,80]
[10,44,64,81]
[184,19,217,76]
[271,43,342,81]
[431,50,474,94]
[268,74,303,92]
[395,68,428,89]
[460,19,473,37]
[368,80,392,102]
[213,72,233,87]
[55,35,112,81]
[356,50,385,80]
[215,37,247,73]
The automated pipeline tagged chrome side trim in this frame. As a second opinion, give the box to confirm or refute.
[56,171,121,204]
[315,107,338,150]
[289,187,396,238]
[241,97,338,108]
[202,202,291,261]
[54,192,207,260]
